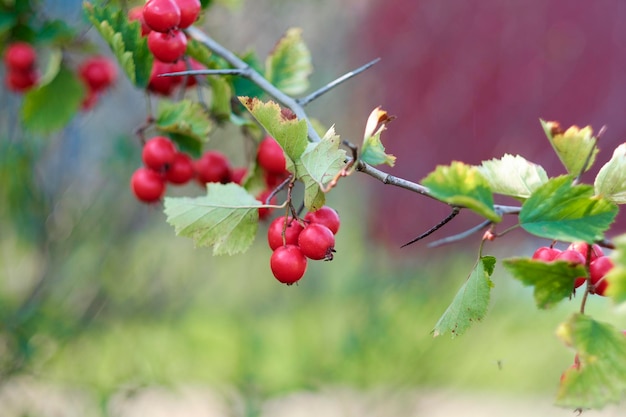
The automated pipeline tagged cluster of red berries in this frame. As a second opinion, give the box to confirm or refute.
[532,241,614,296]
[3,41,39,92]
[128,0,204,96]
[268,206,341,285]
[78,56,118,110]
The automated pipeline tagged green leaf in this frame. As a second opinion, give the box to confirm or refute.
[502,257,586,309]
[239,97,308,164]
[519,175,618,243]
[155,99,212,151]
[433,256,496,338]
[264,27,313,96]
[185,37,212,67]
[605,234,626,304]
[207,76,232,121]
[232,51,264,99]
[35,19,76,45]
[541,119,599,176]
[360,106,396,167]
[295,126,347,211]
[421,161,501,222]
[21,65,84,133]
[0,11,18,38]
[556,313,626,409]
[478,154,548,199]
[595,143,626,204]
[164,183,261,255]
[83,2,153,88]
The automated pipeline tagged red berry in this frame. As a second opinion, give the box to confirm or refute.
[270,245,307,284]
[183,58,205,87]
[147,60,184,95]
[4,42,36,71]
[165,152,194,184]
[531,246,561,262]
[79,56,117,92]
[304,206,341,234]
[256,189,276,220]
[589,256,614,296]
[174,0,201,29]
[555,250,587,288]
[267,216,304,250]
[257,136,288,176]
[194,151,232,184]
[231,167,247,185]
[5,69,38,92]
[567,242,604,263]
[147,30,188,63]
[142,0,181,33]
[298,223,336,260]
[130,167,166,202]
[142,136,177,171]
[80,89,99,111]
[128,6,151,36]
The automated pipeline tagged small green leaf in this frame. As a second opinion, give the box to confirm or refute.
[208,76,232,121]
[21,65,84,133]
[478,154,548,199]
[541,119,599,175]
[164,183,261,255]
[605,234,626,304]
[239,97,308,164]
[433,256,496,338]
[555,313,626,409]
[83,2,153,88]
[35,19,76,45]
[155,99,212,150]
[232,51,264,99]
[295,126,347,211]
[360,106,396,167]
[185,37,212,67]
[502,258,586,309]
[265,27,313,96]
[520,175,617,243]
[422,161,500,222]
[595,143,626,204]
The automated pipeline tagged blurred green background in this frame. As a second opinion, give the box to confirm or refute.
[1,0,625,416]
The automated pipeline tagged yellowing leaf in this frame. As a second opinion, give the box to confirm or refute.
[605,233,626,304]
[595,143,626,204]
[360,106,396,167]
[541,119,599,176]
[265,28,313,96]
[478,154,548,199]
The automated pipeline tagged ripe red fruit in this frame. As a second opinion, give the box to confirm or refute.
[165,152,194,184]
[79,56,117,92]
[555,250,587,288]
[304,206,341,234]
[182,58,205,87]
[231,167,247,185]
[130,167,166,202]
[298,223,336,260]
[142,136,177,171]
[5,69,38,92]
[194,151,232,184]
[147,30,188,63]
[174,0,201,28]
[142,0,181,33]
[267,216,304,250]
[257,136,288,176]
[4,42,36,71]
[567,242,604,263]
[128,6,151,36]
[256,189,276,220]
[531,246,561,262]
[589,256,614,296]
[270,245,307,284]
[147,60,184,95]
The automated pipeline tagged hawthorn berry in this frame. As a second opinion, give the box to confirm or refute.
[142,136,177,171]
[567,242,604,263]
[305,206,341,234]
[257,136,288,176]
[79,56,117,92]
[231,167,247,185]
[270,245,307,284]
[128,6,151,36]
[531,246,561,262]
[555,250,587,288]
[142,0,181,33]
[175,0,201,29]
[194,151,232,184]
[589,256,614,296]
[165,152,194,184]
[147,30,188,63]
[147,60,184,95]
[4,42,36,71]
[5,69,38,92]
[298,223,336,260]
[131,167,166,202]
[267,216,304,250]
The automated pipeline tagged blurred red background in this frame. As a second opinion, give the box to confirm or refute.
[350,0,626,250]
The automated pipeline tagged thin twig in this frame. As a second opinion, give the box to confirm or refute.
[160,69,246,76]
[400,207,461,248]
[297,58,381,106]
[427,219,493,248]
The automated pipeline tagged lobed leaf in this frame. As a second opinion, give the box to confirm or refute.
[605,234,626,304]
[164,183,262,255]
[360,106,396,167]
[155,99,212,157]
[478,154,548,200]
[502,258,586,309]
[421,162,501,222]
[295,126,347,211]
[264,27,313,96]
[519,175,617,243]
[433,256,496,338]
[556,313,626,409]
[541,119,598,176]
[594,143,626,204]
